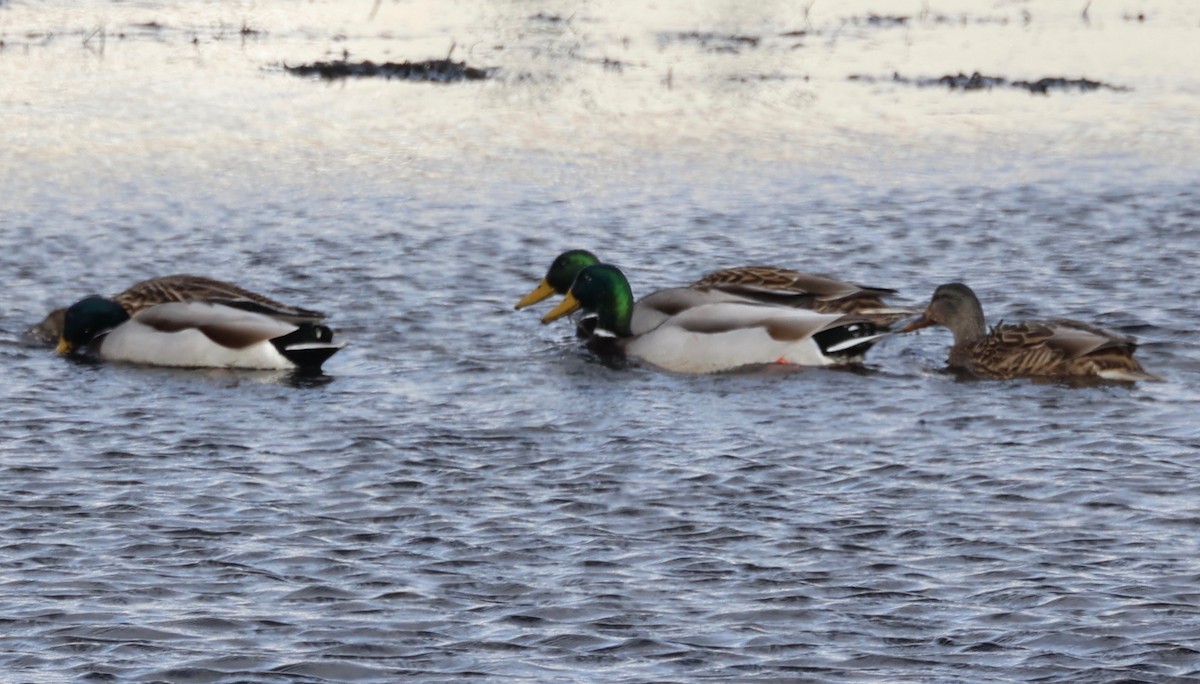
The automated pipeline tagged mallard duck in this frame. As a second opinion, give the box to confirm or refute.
[515,250,912,332]
[31,274,325,345]
[540,264,887,374]
[57,296,343,371]
[902,282,1160,382]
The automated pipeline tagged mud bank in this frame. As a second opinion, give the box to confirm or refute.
[849,71,1128,93]
[285,58,492,82]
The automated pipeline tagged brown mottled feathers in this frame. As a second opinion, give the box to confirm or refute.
[954,319,1150,380]
[909,283,1158,381]
[113,274,325,322]
[690,266,911,326]
[30,308,67,344]
[692,266,897,300]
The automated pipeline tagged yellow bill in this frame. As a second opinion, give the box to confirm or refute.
[56,337,75,355]
[541,292,582,324]
[515,279,557,310]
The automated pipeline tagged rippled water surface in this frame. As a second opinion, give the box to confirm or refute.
[3,1,1200,681]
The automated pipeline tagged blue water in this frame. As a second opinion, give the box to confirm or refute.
[2,1,1199,681]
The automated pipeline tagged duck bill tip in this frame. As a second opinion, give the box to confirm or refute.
[541,293,581,324]
[515,279,555,310]
[900,315,935,333]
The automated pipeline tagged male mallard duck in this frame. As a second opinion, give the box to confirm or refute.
[515,250,912,331]
[31,274,325,345]
[57,296,343,372]
[902,282,1160,382]
[541,264,887,374]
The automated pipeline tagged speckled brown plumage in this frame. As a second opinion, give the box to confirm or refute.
[690,265,913,327]
[904,282,1159,382]
[31,274,324,345]
[112,275,324,321]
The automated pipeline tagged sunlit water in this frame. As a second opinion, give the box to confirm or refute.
[2,1,1200,681]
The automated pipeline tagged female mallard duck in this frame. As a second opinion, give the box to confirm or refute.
[31,274,325,345]
[902,282,1159,382]
[515,250,912,331]
[540,264,887,374]
[57,296,343,371]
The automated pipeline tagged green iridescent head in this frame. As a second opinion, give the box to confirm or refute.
[58,296,129,354]
[540,263,634,337]
[514,249,601,309]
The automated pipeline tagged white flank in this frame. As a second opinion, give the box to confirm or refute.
[625,303,849,374]
[99,302,303,369]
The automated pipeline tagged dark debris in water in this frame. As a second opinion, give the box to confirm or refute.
[285,59,492,83]
[855,14,910,27]
[530,12,569,24]
[849,71,1128,94]
[846,13,1014,27]
[727,73,809,84]
[662,31,760,53]
[580,56,633,72]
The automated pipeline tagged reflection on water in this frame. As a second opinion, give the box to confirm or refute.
[2,1,1200,681]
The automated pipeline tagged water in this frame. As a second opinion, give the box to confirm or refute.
[3,1,1200,681]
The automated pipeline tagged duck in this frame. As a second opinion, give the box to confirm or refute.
[540,263,887,374]
[31,274,325,345]
[56,295,343,372]
[902,282,1160,382]
[515,250,913,333]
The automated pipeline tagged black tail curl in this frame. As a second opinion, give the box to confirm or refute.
[270,324,342,371]
[812,321,884,361]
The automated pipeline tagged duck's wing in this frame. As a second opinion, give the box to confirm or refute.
[631,287,761,335]
[115,275,326,322]
[134,301,300,346]
[1040,318,1138,356]
[988,319,1132,360]
[691,266,897,301]
[690,266,912,325]
[972,320,1156,381]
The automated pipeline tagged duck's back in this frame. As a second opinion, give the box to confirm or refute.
[631,287,761,335]
[116,274,326,322]
[961,319,1153,381]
